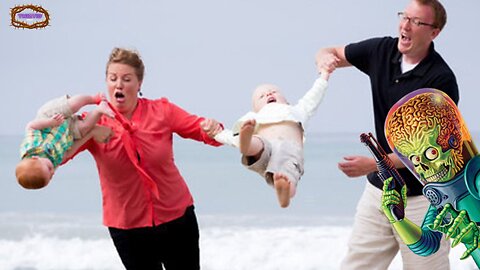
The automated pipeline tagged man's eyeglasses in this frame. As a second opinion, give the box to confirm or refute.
[397,12,437,28]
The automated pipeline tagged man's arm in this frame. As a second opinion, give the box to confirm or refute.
[294,46,350,118]
[315,46,350,74]
[388,152,406,169]
[338,153,406,178]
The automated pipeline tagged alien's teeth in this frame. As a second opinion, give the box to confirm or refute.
[426,166,448,182]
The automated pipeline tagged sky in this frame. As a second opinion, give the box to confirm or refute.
[1,3,480,267]
[1,0,479,137]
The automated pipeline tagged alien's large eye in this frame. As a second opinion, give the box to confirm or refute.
[425,147,439,161]
[410,155,421,166]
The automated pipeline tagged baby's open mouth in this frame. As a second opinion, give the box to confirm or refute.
[267,97,276,103]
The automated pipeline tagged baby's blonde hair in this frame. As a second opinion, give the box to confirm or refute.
[15,158,50,189]
[251,84,285,112]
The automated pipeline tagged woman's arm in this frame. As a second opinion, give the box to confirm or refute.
[166,99,222,146]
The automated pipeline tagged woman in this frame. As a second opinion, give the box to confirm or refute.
[69,47,223,269]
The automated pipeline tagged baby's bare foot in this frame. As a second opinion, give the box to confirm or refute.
[239,119,256,154]
[273,173,291,208]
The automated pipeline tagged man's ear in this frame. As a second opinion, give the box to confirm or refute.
[431,28,440,40]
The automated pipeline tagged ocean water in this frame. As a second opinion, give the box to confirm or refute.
[0,134,477,269]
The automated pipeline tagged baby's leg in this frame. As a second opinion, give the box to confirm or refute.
[273,172,292,208]
[67,93,105,114]
[239,119,263,156]
[77,101,114,137]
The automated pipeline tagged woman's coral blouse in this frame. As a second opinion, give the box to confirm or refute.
[72,98,221,229]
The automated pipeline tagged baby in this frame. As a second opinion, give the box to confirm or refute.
[207,71,330,207]
[15,93,114,189]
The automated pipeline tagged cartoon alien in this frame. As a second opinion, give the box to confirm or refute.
[383,88,480,266]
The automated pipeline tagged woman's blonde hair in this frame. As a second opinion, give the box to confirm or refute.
[106,47,145,82]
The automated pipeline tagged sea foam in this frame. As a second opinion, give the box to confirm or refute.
[0,222,477,270]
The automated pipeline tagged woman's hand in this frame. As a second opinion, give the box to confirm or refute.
[200,118,223,138]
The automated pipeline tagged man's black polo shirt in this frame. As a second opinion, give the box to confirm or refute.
[345,36,459,196]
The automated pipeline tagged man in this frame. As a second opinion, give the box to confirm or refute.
[315,0,458,269]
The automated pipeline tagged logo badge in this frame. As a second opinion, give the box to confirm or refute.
[10,5,50,29]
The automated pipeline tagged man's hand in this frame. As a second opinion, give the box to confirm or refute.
[338,155,377,178]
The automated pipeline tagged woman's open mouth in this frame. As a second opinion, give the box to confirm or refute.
[114,90,125,103]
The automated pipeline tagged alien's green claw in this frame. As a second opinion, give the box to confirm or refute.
[460,249,471,260]
[452,236,461,248]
